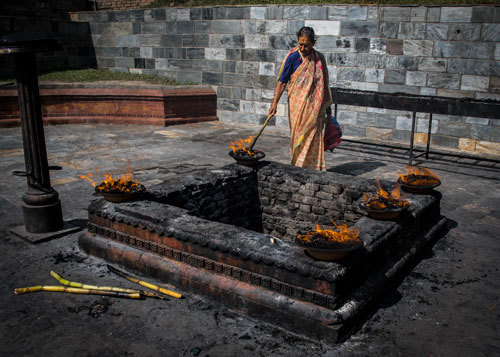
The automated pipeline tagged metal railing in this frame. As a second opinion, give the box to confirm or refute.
[330,87,500,165]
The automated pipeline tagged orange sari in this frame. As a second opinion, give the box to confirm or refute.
[280,48,332,171]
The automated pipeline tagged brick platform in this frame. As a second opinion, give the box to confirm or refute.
[80,161,447,343]
[0,83,217,127]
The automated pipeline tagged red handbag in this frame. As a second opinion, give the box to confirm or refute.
[324,114,342,151]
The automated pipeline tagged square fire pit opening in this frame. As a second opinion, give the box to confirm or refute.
[150,162,370,241]
[82,161,445,343]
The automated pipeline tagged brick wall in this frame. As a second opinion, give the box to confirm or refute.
[96,0,153,11]
[150,161,373,242]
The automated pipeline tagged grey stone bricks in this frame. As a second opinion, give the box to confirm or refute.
[403,40,433,56]
[471,124,491,140]
[448,24,481,41]
[440,7,472,23]
[386,39,403,55]
[183,35,209,47]
[482,24,500,42]
[385,69,406,84]
[310,6,328,20]
[266,6,283,20]
[284,6,310,20]
[434,41,494,60]
[141,22,166,34]
[78,4,499,154]
[382,7,411,22]
[461,75,489,91]
[427,73,460,89]
[211,21,240,34]
[176,21,195,34]
[269,35,296,50]
[418,58,447,72]
[379,22,399,38]
[426,24,448,40]
[250,7,267,20]
[398,22,426,39]
[472,6,495,23]
[340,21,379,37]
[337,68,364,81]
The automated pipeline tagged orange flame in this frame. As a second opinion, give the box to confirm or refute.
[298,220,360,244]
[229,136,256,157]
[363,179,410,209]
[399,166,440,186]
[80,164,139,193]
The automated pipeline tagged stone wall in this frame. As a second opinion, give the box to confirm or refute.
[74,5,500,155]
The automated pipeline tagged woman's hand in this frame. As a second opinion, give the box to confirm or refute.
[268,102,278,116]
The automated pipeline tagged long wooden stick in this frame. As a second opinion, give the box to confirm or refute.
[14,285,144,299]
[107,265,182,299]
[248,114,274,151]
[50,271,166,300]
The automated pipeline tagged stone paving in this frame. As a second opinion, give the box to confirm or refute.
[0,121,499,356]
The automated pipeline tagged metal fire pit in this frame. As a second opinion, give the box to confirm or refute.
[80,161,446,343]
[360,201,405,220]
[397,177,441,194]
[296,238,363,261]
[228,150,265,167]
[96,185,146,203]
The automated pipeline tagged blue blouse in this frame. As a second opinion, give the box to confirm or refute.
[279,51,302,83]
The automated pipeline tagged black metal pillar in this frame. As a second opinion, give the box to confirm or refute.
[1,38,80,241]
[408,112,416,166]
[14,51,63,233]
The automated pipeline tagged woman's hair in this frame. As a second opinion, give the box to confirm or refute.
[296,26,316,42]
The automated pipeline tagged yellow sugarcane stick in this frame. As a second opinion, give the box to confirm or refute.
[50,271,166,300]
[14,285,144,299]
[107,265,182,299]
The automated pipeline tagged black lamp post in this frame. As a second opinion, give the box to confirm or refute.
[1,38,79,242]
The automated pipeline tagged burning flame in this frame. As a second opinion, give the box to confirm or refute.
[298,221,360,244]
[363,179,410,210]
[80,164,139,193]
[399,166,440,186]
[229,136,256,157]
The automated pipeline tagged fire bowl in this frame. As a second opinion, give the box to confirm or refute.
[228,150,265,167]
[360,201,405,220]
[397,177,441,194]
[296,238,363,261]
[95,185,145,203]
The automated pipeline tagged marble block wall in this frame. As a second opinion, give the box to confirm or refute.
[73,5,500,154]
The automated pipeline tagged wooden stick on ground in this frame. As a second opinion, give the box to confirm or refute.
[50,271,166,300]
[107,265,182,299]
[14,285,145,299]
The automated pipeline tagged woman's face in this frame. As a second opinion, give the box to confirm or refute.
[298,36,315,56]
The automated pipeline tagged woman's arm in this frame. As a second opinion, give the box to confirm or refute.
[268,80,287,116]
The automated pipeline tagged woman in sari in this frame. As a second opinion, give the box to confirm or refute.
[268,26,333,171]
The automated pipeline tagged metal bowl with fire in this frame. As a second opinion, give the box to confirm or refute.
[361,179,410,220]
[228,136,265,167]
[80,167,145,203]
[398,166,441,194]
[296,222,363,261]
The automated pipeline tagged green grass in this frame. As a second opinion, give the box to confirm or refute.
[36,68,182,85]
[148,0,498,7]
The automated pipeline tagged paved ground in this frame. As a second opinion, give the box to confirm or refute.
[0,121,499,356]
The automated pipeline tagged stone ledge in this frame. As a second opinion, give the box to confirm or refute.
[0,82,218,127]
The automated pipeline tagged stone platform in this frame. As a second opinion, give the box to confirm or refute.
[0,83,217,127]
[79,161,446,343]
